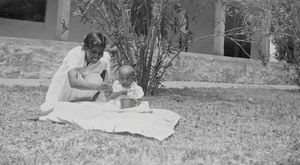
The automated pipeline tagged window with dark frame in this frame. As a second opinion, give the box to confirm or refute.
[0,0,47,22]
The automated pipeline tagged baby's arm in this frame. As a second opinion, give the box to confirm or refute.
[107,90,127,101]
[106,80,127,101]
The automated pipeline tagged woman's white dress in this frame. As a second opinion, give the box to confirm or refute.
[40,46,111,111]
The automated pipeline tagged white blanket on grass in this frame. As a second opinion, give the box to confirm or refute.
[39,101,181,141]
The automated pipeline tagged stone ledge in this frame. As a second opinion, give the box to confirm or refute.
[0,36,296,85]
[0,78,50,87]
[166,52,296,85]
[0,36,80,79]
[162,81,299,90]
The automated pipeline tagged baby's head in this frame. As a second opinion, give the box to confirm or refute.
[118,65,135,88]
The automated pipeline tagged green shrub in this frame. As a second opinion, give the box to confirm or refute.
[74,0,192,95]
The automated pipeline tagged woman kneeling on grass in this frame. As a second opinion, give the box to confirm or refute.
[40,32,112,112]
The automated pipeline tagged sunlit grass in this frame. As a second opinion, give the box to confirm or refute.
[0,86,299,164]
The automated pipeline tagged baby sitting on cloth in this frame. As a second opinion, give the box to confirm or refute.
[106,65,146,110]
[73,64,150,112]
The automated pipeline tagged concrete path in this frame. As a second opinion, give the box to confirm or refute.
[0,78,299,91]
[162,81,299,90]
[0,78,51,87]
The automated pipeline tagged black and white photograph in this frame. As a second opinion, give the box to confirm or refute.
[0,0,299,164]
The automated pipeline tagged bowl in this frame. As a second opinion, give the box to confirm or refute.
[120,98,137,109]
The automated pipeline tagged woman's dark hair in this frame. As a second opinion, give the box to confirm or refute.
[82,32,107,50]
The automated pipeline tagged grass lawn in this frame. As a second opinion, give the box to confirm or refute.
[0,86,299,165]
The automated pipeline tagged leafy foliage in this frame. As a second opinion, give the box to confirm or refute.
[73,0,300,89]
[226,0,300,84]
[74,0,193,95]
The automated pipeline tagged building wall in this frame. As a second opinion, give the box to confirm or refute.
[67,0,216,54]
[0,0,58,40]
[0,0,94,42]
[179,1,215,54]
[0,0,263,57]
[67,0,97,42]
[0,0,216,54]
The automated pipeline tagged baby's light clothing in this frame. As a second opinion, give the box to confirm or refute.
[112,80,144,99]
[108,80,144,108]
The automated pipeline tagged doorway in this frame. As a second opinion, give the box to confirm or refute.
[224,5,251,58]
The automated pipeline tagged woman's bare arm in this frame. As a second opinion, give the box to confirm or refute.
[68,68,111,91]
